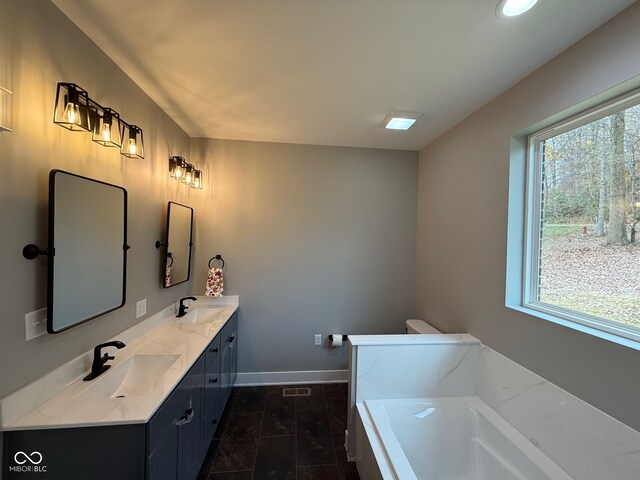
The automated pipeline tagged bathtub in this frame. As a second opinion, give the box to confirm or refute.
[358,396,573,480]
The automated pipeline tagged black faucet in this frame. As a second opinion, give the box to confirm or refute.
[177,296,197,317]
[83,340,126,381]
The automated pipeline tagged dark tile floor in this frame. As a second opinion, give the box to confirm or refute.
[197,383,360,480]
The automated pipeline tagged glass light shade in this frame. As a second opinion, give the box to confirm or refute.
[182,163,194,185]
[0,86,12,132]
[53,83,91,132]
[169,156,186,179]
[92,108,123,147]
[191,170,203,189]
[120,124,144,158]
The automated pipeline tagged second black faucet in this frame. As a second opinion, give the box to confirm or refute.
[177,296,197,317]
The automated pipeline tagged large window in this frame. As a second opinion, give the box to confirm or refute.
[525,91,640,343]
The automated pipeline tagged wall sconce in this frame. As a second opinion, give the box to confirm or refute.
[53,82,144,158]
[0,86,12,132]
[121,124,144,159]
[191,170,203,189]
[92,107,122,147]
[54,83,91,131]
[182,163,194,186]
[169,156,186,179]
[169,156,203,190]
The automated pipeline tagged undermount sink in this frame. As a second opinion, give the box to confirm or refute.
[82,354,180,399]
[177,306,233,324]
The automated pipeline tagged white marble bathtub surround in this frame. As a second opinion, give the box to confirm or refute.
[477,345,640,480]
[0,296,239,431]
[347,334,481,456]
[351,340,480,400]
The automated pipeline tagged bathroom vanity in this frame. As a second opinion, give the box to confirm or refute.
[1,298,238,480]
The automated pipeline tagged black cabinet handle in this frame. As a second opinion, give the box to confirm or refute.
[208,378,218,384]
[210,347,219,353]
[211,418,218,425]
[228,335,235,343]
[177,408,194,426]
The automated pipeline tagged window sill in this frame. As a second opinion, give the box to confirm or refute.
[506,304,640,352]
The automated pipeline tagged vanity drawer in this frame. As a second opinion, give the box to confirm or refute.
[205,335,221,372]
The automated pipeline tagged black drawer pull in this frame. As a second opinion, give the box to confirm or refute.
[228,335,235,343]
[211,419,218,425]
[208,378,218,384]
[210,347,219,353]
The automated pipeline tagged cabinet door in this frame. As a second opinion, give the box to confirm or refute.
[178,355,205,480]
[177,392,202,480]
[219,313,237,405]
[148,355,204,480]
[228,313,238,386]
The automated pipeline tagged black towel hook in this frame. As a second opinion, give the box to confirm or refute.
[208,255,225,269]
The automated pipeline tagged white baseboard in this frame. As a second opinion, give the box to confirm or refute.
[235,369,349,386]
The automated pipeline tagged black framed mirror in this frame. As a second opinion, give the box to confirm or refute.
[47,170,128,333]
[158,201,193,288]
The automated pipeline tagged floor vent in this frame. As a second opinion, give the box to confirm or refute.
[282,387,311,397]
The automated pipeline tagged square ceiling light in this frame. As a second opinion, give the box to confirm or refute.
[382,112,422,130]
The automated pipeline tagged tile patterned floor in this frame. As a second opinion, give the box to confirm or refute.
[197,383,360,480]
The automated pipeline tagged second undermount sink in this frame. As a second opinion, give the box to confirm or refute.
[82,354,181,400]
[177,306,233,324]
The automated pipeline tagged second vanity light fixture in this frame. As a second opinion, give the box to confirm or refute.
[53,82,144,159]
[169,156,203,189]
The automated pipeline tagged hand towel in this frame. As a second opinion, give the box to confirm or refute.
[164,264,172,287]
[205,267,224,297]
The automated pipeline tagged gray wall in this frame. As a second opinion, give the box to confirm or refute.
[0,0,194,400]
[416,3,640,430]
[190,139,418,375]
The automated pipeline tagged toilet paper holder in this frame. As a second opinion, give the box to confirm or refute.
[328,334,348,342]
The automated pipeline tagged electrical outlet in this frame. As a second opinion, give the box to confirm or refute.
[314,334,322,345]
[25,308,47,341]
[136,299,147,318]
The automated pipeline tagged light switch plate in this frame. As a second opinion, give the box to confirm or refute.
[136,299,147,318]
[25,308,47,341]
[314,334,322,345]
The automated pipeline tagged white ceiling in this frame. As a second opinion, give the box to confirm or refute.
[51,0,635,151]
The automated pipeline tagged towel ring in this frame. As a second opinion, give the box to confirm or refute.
[166,253,174,267]
[208,255,225,269]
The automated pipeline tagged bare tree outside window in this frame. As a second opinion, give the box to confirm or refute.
[536,104,640,329]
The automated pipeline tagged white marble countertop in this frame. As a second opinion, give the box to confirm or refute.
[0,296,238,431]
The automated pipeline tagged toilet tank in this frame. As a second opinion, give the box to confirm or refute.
[405,319,441,334]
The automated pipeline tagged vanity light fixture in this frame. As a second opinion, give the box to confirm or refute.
[496,0,538,18]
[169,156,204,190]
[382,111,422,130]
[53,82,144,158]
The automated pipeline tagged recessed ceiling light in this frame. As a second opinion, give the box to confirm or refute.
[382,112,422,130]
[496,0,538,18]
